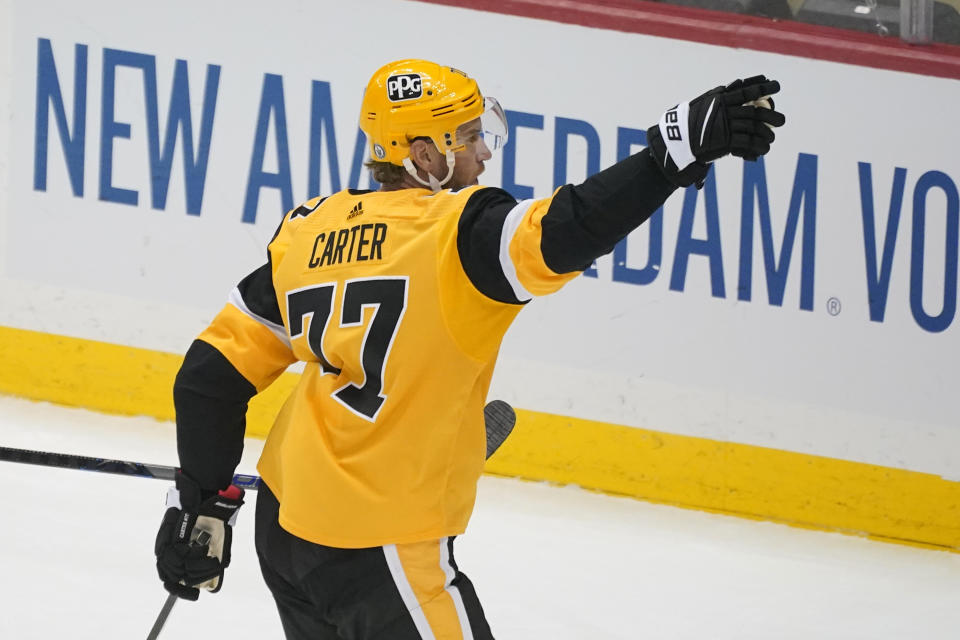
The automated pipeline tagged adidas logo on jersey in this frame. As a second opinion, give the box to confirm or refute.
[347,201,364,220]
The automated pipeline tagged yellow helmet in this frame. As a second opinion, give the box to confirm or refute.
[359,59,506,169]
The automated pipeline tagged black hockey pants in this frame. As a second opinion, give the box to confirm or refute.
[254,482,495,639]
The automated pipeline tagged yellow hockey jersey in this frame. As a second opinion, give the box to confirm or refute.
[174,149,675,548]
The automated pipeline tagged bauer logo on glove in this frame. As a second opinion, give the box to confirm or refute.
[647,74,786,188]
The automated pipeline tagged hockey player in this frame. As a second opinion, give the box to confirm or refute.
[155,59,785,639]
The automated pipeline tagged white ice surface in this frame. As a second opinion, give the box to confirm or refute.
[1,394,958,639]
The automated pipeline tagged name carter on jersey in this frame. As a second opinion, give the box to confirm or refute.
[308,223,388,269]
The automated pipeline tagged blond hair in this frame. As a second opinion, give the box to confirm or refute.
[364,160,407,188]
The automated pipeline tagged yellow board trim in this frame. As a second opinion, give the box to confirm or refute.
[1,325,957,552]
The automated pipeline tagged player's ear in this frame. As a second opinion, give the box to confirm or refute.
[408,138,438,173]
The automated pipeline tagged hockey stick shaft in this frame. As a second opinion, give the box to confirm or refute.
[0,400,516,490]
[0,444,262,489]
[146,531,211,640]
[146,593,178,640]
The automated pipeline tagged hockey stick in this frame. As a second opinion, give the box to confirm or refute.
[0,400,517,488]
[483,399,516,459]
[0,443,263,489]
[146,530,211,640]
[146,591,178,640]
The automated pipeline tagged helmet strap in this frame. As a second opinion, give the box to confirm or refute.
[402,151,456,193]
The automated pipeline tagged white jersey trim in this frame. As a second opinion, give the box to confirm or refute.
[499,199,535,302]
[227,287,292,349]
[439,538,475,640]
[383,544,436,639]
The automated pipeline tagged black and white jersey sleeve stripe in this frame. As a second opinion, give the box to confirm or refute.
[456,147,677,302]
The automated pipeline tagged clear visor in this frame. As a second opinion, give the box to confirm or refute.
[480,97,508,151]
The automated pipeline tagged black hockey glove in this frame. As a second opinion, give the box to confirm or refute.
[647,75,786,187]
[155,470,244,600]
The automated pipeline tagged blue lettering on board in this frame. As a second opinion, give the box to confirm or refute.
[34,39,87,197]
[243,73,293,224]
[738,154,818,311]
[909,170,959,333]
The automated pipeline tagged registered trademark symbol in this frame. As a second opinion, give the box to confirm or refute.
[826,297,842,316]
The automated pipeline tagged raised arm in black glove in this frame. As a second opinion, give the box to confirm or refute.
[155,470,244,600]
[647,75,786,187]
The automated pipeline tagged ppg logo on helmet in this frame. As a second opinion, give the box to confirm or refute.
[386,74,423,102]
